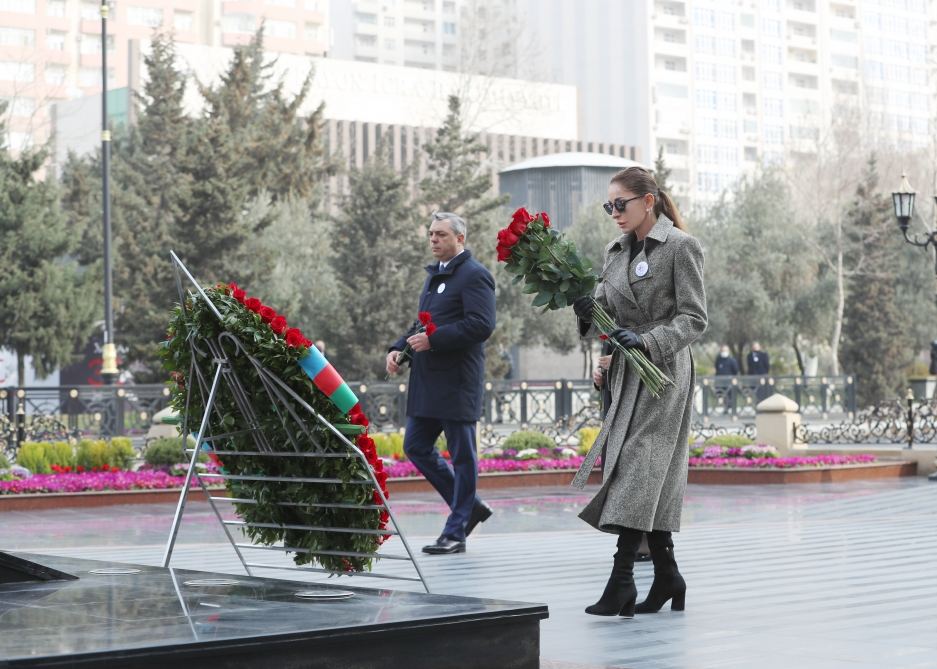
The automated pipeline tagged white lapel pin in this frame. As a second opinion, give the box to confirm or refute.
[635,261,649,278]
[437,283,446,294]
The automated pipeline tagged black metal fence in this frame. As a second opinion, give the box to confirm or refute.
[0,375,856,459]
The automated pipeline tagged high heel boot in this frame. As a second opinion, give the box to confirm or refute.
[585,528,642,617]
[634,530,686,614]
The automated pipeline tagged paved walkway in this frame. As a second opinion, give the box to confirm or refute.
[3,478,936,668]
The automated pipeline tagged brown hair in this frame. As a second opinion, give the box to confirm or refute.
[609,166,686,231]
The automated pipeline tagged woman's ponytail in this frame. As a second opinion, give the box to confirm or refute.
[655,190,686,231]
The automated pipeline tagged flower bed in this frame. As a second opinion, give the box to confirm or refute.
[0,470,199,495]
[688,454,877,469]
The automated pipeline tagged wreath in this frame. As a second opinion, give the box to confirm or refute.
[162,283,389,573]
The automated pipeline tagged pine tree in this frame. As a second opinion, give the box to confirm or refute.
[418,95,507,217]
[327,144,424,378]
[839,156,912,407]
[652,145,673,194]
[0,112,97,384]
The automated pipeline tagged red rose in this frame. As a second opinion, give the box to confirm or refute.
[375,470,388,486]
[302,337,313,348]
[372,458,384,473]
[227,282,238,295]
[285,327,306,347]
[540,212,551,228]
[350,412,370,428]
[512,207,533,225]
[418,311,432,326]
[233,288,246,303]
[497,228,520,247]
[380,509,390,524]
[245,297,262,313]
[496,244,512,262]
[599,334,609,340]
[270,316,287,335]
[425,323,437,336]
[259,306,277,323]
[373,490,384,505]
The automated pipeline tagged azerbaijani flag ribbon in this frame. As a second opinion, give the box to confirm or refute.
[297,345,358,414]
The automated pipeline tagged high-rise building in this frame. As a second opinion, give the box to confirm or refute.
[331,0,935,206]
[0,0,329,151]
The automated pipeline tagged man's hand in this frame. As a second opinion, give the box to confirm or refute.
[592,367,605,388]
[385,350,401,375]
[592,354,612,388]
[406,332,431,352]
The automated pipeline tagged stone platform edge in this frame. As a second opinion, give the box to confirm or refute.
[0,461,915,510]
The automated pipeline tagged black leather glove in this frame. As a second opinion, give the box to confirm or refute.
[572,296,594,321]
[609,328,645,350]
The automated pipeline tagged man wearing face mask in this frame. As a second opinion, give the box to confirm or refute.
[714,345,740,413]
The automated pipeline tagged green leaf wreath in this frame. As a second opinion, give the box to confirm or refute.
[162,283,390,573]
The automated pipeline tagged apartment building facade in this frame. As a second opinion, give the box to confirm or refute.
[0,0,329,151]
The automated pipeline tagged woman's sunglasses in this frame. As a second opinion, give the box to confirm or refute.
[603,195,644,215]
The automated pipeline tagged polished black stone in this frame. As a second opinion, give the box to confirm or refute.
[0,552,548,669]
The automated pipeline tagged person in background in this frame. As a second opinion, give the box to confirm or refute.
[746,342,770,375]
[714,345,740,376]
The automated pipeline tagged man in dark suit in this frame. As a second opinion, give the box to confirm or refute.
[746,342,770,375]
[386,212,496,555]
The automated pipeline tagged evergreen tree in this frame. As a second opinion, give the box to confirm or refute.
[418,95,506,217]
[839,156,912,407]
[652,145,673,195]
[0,112,97,384]
[327,144,424,378]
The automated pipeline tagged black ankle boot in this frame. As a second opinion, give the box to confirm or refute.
[634,531,686,614]
[585,529,642,617]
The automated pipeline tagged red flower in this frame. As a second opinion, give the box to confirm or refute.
[380,509,390,524]
[372,458,384,473]
[373,490,384,505]
[259,306,277,324]
[497,227,520,247]
[77,465,85,473]
[540,212,551,228]
[599,334,609,340]
[425,323,437,336]
[350,411,370,428]
[302,337,313,348]
[284,328,306,348]
[233,288,246,303]
[102,463,110,471]
[418,311,432,326]
[496,244,512,262]
[511,207,533,226]
[245,297,262,313]
[270,316,288,335]
[227,282,238,295]
[375,470,388,486]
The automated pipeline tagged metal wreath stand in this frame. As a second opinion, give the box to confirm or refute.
[161,251,430,592]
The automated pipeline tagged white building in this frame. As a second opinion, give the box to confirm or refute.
[330,0,936,206]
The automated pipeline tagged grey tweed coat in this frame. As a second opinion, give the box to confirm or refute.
[571,215,707,534]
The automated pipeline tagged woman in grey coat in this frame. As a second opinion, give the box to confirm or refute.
[572,166,707,618]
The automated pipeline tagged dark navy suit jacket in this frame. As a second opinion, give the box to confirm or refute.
[391,249,496,422]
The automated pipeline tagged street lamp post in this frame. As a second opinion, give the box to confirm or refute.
[99,1,118,385]
[891,172,937,481]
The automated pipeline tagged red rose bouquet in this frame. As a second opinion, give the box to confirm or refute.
[496,208,672,398]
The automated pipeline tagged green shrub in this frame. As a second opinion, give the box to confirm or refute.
[17,442,51,474]
[703,434,754,448]
[144,437,188,467]
[372,432,405,459]
[0,452,9,469]
[76,440,110,470]
[45,441,76,468]
[502,430,555,452]
[577,427,601,455]
[109,437,135,470]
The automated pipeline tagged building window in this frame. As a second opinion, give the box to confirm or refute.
[80,1,99,20]
[80,66,115,87]
[46,30,66,50]
[46,0,65,16]
[44,64,66,85]
[267,19,296,39]
[305,23,321,41]
[443,22,456,35]
[0,27,34,47]
[174,11,194,32]
[384,16,395,27]
[80,33,115,55]
[0,61,34,82]
[127,6,163,27]
[355,12,377,25]
[223,14,256,34]
[0,0,35,13]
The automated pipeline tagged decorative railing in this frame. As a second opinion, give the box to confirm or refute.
[0,375,856,459]
[1,385,172,460]
[795,394,937,446]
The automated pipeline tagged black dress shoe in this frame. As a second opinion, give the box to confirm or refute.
[465,500,493,537]
[422,537,466,554]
